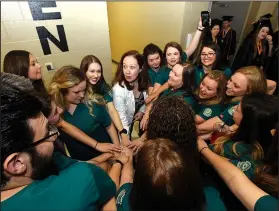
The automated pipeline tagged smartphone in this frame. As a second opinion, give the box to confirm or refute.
[201,11,210,27]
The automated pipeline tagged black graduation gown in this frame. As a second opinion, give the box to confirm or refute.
[232,36,270,73]
[220,28,236,63]
[266,31,278,94]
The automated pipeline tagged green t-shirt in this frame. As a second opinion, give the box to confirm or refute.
[99,81,113,103]
[211,140,261,178]
[64,103,111,137]
[63,103,112,160]
[161,88,197,110]
[1,153,116,211]
[116,183,226,211]
[154,66,172,85]
[154,52,188,85]
[148,66,165,87]
[218,101,240,126]
[254,195,278,211]
[181,51,188,63]
[195,66,205,88]
[196,104,225,121]
[194,66,232,88]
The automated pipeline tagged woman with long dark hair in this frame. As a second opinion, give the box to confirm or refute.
[232,14,276,94]
[140,63,197,130]
[3,50,47,94]
[211,93,278,178]
[193,41,232,86]
[112,50,149,137]
[253,125,278,198]
[198,136,278,211]
[80,55,130,145]
[232,14,273,72]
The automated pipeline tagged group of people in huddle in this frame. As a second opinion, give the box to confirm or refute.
[1,12,278,211]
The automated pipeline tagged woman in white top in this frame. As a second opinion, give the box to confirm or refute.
[112,50,149,137]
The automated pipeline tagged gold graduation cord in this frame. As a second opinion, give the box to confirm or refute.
[257,40,263,55]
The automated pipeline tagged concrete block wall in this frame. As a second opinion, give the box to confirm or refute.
[1,1,113,86]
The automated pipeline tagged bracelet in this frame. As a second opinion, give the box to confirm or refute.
[113,159,124,167]
[94,142,98,149]
[197,27,203,32]
[199,146,208,154]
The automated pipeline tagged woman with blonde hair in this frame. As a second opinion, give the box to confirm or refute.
[197,66,267,135]
[3,50,120,157]
[49,65,120,160]
[195,70,227,124]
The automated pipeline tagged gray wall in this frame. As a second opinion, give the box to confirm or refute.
[210,1,250,45]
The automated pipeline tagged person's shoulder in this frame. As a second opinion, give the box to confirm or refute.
[112,82,126,93]
[61,162,114,189]
[148,67,154,73]
[255,195,278,211]
[162,66,171,72]
[195,65,203,71]
[112,82,121,89]
[116,183,133,211]
[222,139,235,149]
[63,162,98,178]
[203,186,226,211]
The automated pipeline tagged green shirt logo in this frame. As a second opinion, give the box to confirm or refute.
[237,161,252,172]
[116,189,126,205]
[228,107,234,116]
[203,108,212,117]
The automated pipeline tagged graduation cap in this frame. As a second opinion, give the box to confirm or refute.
[222,16,234,21]
[210,18,222,28]
[260,13,272,20]
[252,13,273,34]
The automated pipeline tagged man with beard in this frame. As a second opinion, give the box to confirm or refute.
[0,84,116,210]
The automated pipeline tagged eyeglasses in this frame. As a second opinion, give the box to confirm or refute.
[201,52,216,58]
[28,124,59,147]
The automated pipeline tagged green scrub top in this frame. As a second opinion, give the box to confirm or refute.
[154,52,188,85]
[154,66,172,85]
[196,104,225,121]
[161,88,197,110]
[1,153,116,211]
[194,66,232,88]
[218,101,239,126]
[211,140,262,179]
[99,81,113,103]
[62,103,112,160]
[254,195,278,211]
[104,90,113,103]
[181,51,188,63]
[116,183,226,211]
[148,66,165,87]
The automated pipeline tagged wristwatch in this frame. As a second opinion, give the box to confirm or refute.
[119,128,128,135]
[112,159,124,167]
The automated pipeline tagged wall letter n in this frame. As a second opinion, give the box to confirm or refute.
[28,1,69,55]
[36,25,69,55]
